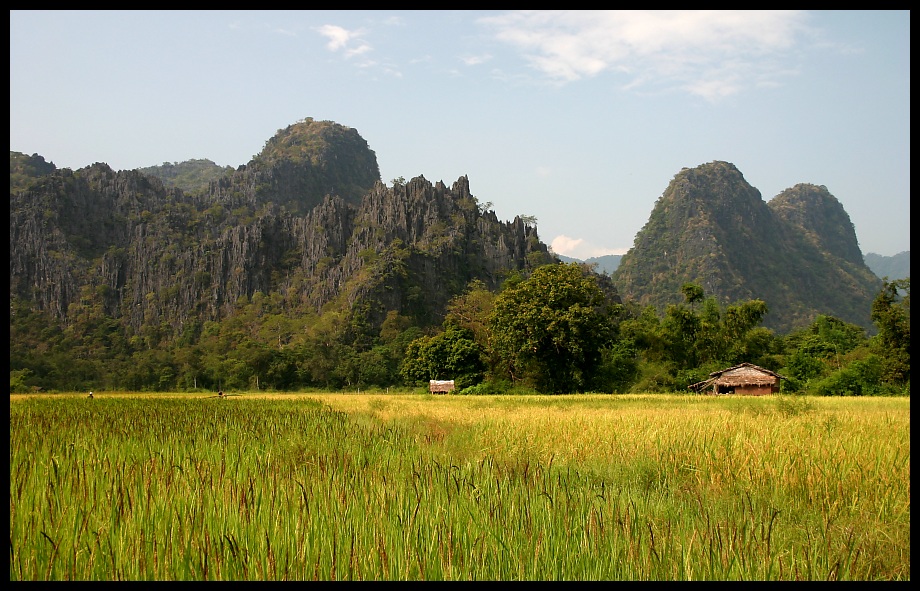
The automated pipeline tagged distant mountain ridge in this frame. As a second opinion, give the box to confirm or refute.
[555,253,622,275]
[137,158,234,195]
[559,251,907,283]
[863,251,910,281]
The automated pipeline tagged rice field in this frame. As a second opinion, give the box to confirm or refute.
[9,392,910,580]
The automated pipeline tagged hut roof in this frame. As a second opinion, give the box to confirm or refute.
[429,379,456,393]
[688,363,787,391]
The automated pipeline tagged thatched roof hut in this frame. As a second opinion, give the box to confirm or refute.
[429,380,456,394]
[689,363,786,396]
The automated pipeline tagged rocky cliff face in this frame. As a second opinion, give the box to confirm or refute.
[9,119,554,342]
[612,161,883,333]
[12,128,881,342]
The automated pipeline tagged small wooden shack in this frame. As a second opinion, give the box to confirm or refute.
[689,363,785,396]
[429,379,456,394]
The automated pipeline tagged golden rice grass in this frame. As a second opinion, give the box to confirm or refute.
[9,393,909,580]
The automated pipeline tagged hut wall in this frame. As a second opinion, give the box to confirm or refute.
[736,384,775,396]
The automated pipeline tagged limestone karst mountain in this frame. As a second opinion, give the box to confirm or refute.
[611,161,883,333]
[10,126,891,351]
[9,119,555,341]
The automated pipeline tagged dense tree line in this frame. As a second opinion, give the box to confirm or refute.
[9,263,909,396]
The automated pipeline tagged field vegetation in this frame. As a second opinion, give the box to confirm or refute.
[9,392,910,580]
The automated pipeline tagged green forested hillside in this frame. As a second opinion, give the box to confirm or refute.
[137,158,235,195]
[9,129,909,396]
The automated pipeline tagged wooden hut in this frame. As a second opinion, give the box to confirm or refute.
[429,380,456,394]
[688,363,786,396]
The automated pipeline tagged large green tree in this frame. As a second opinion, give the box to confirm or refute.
[617,284,776,391]
[663,283,771,370]
[780,314,870,392]
[488,262,619,393]
[400,324,485,389]
[870,278,910,384]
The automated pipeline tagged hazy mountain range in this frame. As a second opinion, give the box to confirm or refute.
[559,251,908,282]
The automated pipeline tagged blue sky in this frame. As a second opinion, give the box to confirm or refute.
[10,10,910,258]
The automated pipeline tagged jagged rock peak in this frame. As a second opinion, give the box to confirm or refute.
[451,175,471,198]
[10,151,59,193]
[768,183,863,265]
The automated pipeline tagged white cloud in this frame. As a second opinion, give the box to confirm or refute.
[551,235,627,259]
[461,54,493,66]
[344,43,373,59]
[479,10,810,100]
[316,24,353,51]
[315,24,372,58]
[314,22,385,74]
[380,66,403,78]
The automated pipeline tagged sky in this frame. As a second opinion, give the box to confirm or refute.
[10,10,910,258]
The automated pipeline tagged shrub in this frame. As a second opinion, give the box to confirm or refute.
[811,355,884,396]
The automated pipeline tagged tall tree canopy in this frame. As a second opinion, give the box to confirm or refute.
[399,324,485,389]
[488,262,620,393]
[871,278,910,384]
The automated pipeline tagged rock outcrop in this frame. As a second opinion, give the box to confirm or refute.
[10,119,555,342]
